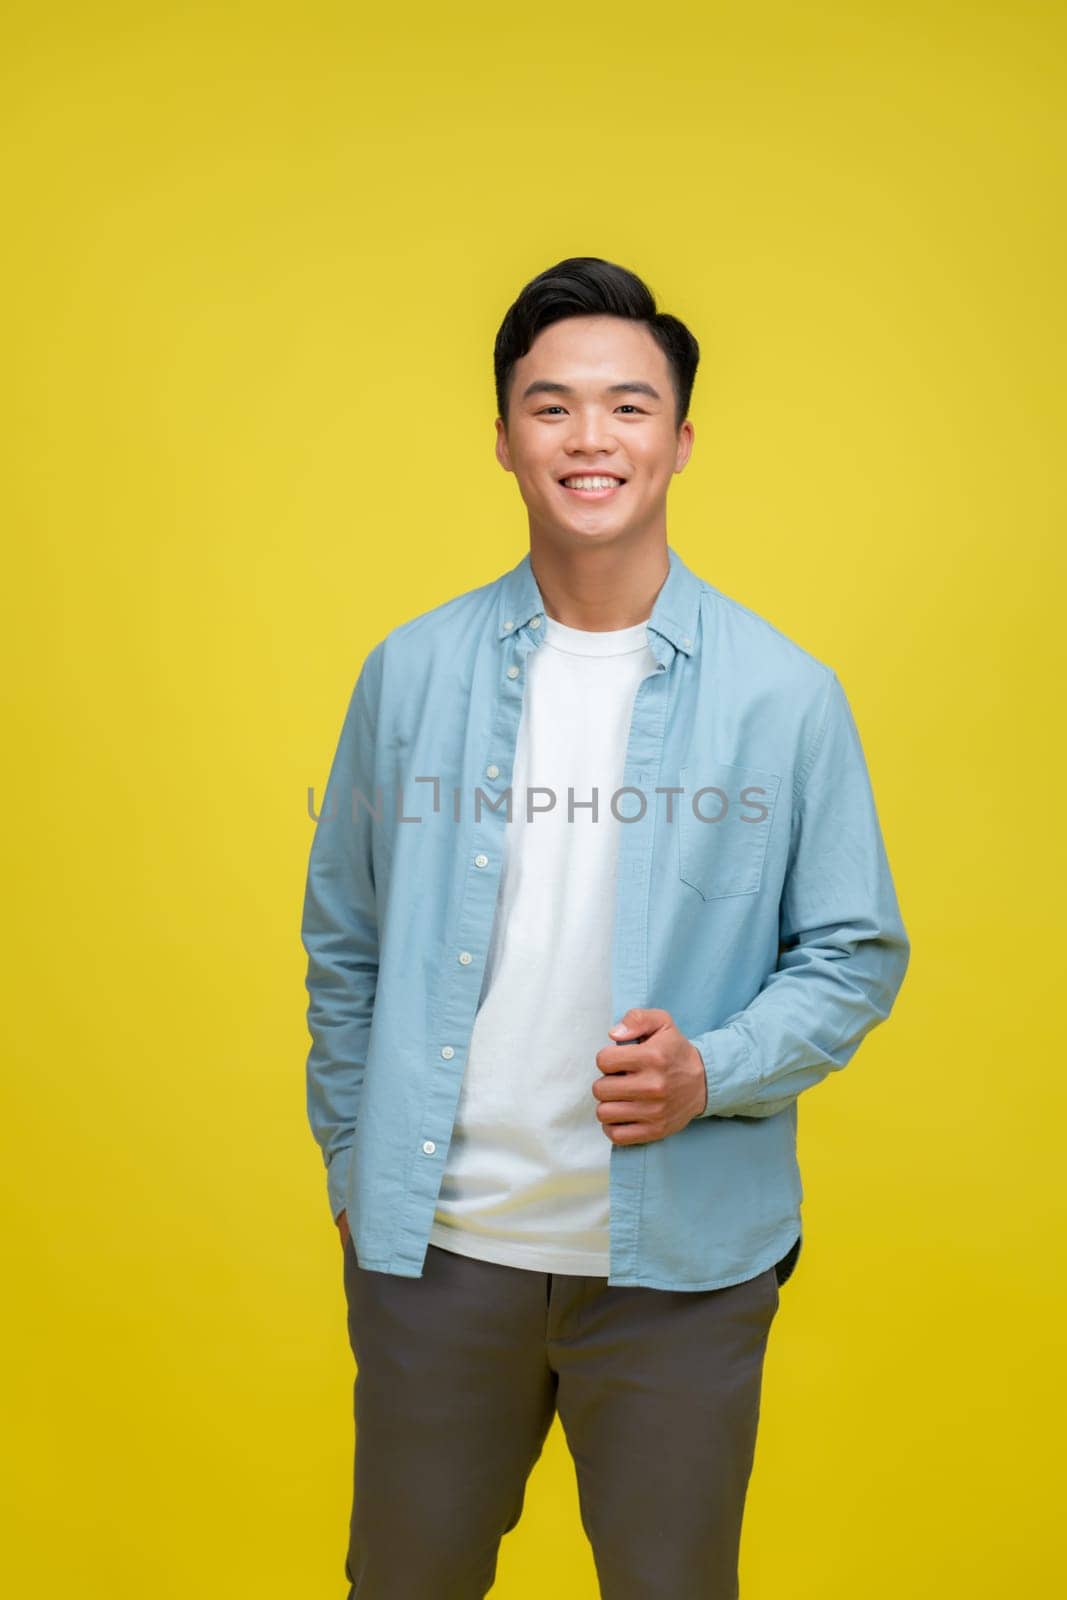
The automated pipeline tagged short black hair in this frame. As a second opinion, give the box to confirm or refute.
[494,256,700,430]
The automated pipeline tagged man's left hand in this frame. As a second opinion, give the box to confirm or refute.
[592,1007,708,1144]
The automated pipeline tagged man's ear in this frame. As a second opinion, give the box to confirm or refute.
[673,419,694,474]
[495,416,514,473]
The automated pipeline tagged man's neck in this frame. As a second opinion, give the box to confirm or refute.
[527,532,669,632]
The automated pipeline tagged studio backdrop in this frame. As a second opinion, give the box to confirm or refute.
[2,4,1062,1597]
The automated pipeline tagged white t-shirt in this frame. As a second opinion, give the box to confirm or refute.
[429,612,660,1274]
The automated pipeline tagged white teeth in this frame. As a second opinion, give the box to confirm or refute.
[561,476,623,490]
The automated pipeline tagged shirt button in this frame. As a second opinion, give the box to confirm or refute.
[422,1140,436,1155]
[486,763,500,779]
[474,853,488,867]
[682,636,692,648]
[530,616,542,629]
[503,619,513,631]
[506,665,520,680]
[440,1045,455,1059]
[458,950,473,964]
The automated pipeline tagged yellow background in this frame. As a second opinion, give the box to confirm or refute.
[3,2,1063,1595]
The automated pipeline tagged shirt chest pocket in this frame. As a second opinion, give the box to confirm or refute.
[677,762,782,900]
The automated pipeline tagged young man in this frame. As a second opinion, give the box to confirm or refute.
[302,257,910,1599]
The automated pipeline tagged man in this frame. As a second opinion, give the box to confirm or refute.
[302,256,910,1599]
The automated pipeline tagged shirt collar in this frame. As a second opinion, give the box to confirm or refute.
[495,542,703,658]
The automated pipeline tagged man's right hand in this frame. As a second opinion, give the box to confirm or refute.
[336,1209,350,1248]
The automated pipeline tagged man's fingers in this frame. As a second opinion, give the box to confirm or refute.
[602,1121,649,1144]
[596,1099,647,1122]
[608,1007,672,1039]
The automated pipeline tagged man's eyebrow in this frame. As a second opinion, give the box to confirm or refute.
[520,379,663,402]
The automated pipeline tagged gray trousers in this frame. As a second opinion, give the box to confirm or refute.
[341,1236,782,1599]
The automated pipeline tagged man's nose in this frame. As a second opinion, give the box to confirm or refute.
[566,408,615,454]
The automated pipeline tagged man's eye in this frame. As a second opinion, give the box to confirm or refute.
[535,403,644,416]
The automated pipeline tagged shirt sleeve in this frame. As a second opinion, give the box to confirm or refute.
[690,668,911,1120]
[301,643,384,1220]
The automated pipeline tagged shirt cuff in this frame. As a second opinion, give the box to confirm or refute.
[327,1149,352,1222]
[690,1027,760,1118]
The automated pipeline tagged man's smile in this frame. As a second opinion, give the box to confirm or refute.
[558,474,627,500]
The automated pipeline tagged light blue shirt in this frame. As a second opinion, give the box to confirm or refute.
[302,543,910,1291]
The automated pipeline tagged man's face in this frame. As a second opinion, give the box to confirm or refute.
[495,314,694,548]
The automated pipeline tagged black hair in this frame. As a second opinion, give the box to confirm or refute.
[493,256,700,430]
